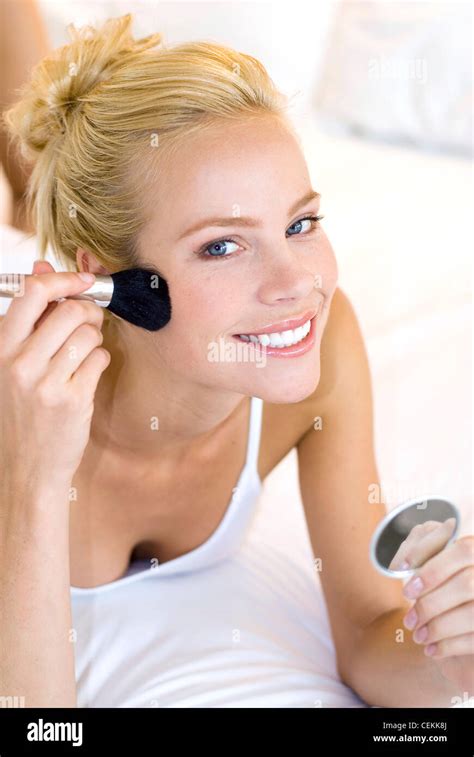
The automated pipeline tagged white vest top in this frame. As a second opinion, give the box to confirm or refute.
[70,396,367,708]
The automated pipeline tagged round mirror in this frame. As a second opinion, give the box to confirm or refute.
[370,495,460,578]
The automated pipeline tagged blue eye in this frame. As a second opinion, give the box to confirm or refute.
[195,214,324,261]
[199,239,240,258]
[287,215,321,236]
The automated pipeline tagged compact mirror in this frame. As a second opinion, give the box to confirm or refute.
[370,495,460,578]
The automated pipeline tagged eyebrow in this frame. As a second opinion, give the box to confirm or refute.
[176,189,321,241]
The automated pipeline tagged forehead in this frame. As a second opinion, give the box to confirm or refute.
[143,115,310,217]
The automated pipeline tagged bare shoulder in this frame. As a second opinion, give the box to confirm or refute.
[295,283,407,677]
[294,283,375,468]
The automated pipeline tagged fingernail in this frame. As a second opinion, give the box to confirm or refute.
[399,560,410,571]
[78,272,95,283]
[403,576,424,599]
[403,607,418,630]
[425,643,437,656]
[413,624,428,643]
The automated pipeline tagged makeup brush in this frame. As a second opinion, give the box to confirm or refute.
[0,267,172,331]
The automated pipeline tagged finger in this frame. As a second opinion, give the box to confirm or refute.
[16,299,105,382]
[424,632,474,659]
[31,260,59,330]
[48,323,104,383]
[412,600,474,646]
[403,536,473,600]
[69,346,111,394]
[389,543,411,571]
[0,271,96,353]
[403,518,457,569]
[389,522,442,570]
[405,521,443,544]
[34,300,61,331]
[32,259,55,275]
[406,566,474,629]
[388,549,406,572]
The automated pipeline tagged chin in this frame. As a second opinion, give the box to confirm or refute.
[245,363,322,405]
[259,381,320,405]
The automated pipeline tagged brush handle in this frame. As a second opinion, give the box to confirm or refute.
[0,273,114,307]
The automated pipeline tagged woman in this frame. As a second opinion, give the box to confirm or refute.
[1,14,472,708]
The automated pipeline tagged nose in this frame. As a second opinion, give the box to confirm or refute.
[256,244,317,305]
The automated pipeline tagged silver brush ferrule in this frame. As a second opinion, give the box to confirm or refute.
[68,274,114,306]
[0,273,114,307]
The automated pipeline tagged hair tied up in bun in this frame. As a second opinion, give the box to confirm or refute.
[4,14,163,156]
[2,11,287,289]
[48,14,163,138]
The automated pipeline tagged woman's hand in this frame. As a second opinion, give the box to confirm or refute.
[389,518,457,572]
[0,259,111,492]
[401,533,474,693]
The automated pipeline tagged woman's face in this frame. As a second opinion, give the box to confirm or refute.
[136,115,339,403]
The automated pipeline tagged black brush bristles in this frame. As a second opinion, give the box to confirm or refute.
[108,268,172,331]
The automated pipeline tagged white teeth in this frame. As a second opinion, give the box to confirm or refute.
[294,326,304,341]
[281,330,293,346]
[237,319,312,348]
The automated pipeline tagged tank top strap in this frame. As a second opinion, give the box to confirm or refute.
[244,396,263,473]
[70,395,265,592]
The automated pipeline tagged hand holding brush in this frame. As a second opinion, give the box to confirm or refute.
[0,262,172,331]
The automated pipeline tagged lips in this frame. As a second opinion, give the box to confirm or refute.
[232,307,319,337]
[232,308,319,357]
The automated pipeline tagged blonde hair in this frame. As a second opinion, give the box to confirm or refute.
[2,13,290,289]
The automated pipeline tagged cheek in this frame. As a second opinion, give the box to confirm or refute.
[165,278,237,345]
[319,237,339,285]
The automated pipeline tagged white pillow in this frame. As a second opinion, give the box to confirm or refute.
[314,0,472,156]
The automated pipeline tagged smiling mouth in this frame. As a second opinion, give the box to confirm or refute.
[235,318,312,348]
[232,302,323,350]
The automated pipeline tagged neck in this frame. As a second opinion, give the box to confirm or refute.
[90,318,248,464]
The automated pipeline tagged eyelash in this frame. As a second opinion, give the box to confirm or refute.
[195,213,325,261]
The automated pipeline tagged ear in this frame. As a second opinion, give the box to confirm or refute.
[76,247,110,275]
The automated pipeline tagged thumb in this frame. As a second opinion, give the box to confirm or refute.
[31,259,59,331]
[32,259,55,275]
